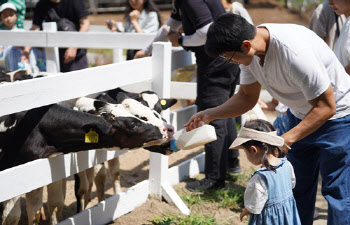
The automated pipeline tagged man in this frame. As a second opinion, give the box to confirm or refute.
[135,0,242,192]
[185,13,350,225]
[23,0,90,72]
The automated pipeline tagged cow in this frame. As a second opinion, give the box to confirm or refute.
[0,100,175,225]
[69,89,177,213]
[104,87,178,114]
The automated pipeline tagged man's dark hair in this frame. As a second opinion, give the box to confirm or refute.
[205,13,256,58]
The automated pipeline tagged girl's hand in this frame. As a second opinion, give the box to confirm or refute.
[258,99,277,111]
[240,208,250,222]
[21,51,30,63]
[129,10,140,23]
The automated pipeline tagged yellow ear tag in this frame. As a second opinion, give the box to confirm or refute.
[85,129,99,143]
[160,99,167,106]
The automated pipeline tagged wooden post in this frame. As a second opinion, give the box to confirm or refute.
[89,0,98,15]
[43,22,60,73]
[149,42,190,215]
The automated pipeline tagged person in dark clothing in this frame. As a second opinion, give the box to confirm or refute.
[23,0,90,72]
[135,0,241,192]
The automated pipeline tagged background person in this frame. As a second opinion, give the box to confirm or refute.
[186,13,350,225]
[330,0,350,74]
[135,0,242,192]
[106,0,161,60]
[0,2,38,73]
[309,0,345,51]
[24,0,90,73]
[220,0,253,25]
[0,0,25,29]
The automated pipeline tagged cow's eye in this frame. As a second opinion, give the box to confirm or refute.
[127,122,138,130]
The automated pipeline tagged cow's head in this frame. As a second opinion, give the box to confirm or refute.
[108,88,178,113]
[82,112,170,153]
[95,98,174,142]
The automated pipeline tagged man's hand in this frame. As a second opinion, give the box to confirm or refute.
[64,47,77,63]
[184,109,213,131]
[134,50,149,59]
[167,32,181,47]
[240,208,250,222]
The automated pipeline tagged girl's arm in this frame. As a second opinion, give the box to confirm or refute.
[240,207,250,221]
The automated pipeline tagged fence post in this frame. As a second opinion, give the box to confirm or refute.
[89,0,98,15]
[43,22,60,73]
[149,42,190,215]
[113,48,124,63]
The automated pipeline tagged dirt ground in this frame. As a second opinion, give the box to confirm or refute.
[16,0,328,224]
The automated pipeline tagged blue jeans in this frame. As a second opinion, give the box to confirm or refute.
[286,110,350,225]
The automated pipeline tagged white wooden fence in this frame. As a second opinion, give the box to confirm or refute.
[0,26,199,225]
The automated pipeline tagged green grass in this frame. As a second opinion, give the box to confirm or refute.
[148,213,219,225]
[87,48,114,56]
[148,169,255,225]
[177,173,251,210]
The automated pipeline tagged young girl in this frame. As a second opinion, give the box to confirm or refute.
[230,119,301,225]
[106,0,161,60]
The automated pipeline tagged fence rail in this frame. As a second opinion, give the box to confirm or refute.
[0,25,198,224]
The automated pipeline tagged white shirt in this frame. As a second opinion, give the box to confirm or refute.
[241,23,350,120]
[244,161,296,214]
[226,2,254,25]
[124,10,159,34]
[335,17,350,68]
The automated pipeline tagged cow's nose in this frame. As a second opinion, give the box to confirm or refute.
[166,124,174,139]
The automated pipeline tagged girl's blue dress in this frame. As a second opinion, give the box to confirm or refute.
[248,158,301,225]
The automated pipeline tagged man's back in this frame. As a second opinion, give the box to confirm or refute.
[241,24,350,119]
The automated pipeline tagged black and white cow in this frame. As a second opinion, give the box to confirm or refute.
[104,87,178,114]
[0,100,174,225]
[69,89,178,214]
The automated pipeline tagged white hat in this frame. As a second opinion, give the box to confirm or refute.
[229,127,287,149]
[0,2,17,13]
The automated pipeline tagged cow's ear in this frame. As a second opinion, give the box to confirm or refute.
[82,121,111,136]
[108,87,138,101]
[159,98,178,110]
[116,92,130,103]
[94,100,107,112]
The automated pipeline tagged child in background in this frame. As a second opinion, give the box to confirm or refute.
[0,2,39,74]
[230,119,301,225]
[220,0,253,25]
[106,0,161,60]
